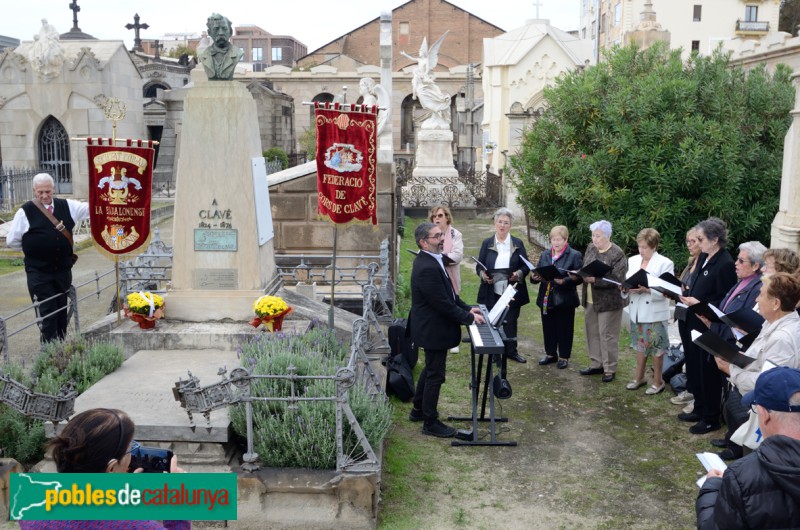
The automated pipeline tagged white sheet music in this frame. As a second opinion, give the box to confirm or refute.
[488,284,517,326]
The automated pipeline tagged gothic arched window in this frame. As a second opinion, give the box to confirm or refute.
[38,116,71,193]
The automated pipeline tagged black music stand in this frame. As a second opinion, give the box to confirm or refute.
[449,305,517,447]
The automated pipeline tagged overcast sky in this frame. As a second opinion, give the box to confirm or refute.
[2,0,581,52]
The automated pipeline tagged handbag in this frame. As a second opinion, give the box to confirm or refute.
[33,199,78,264]
[730,410,763,450]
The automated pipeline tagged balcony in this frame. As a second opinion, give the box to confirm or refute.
[736,20,769,34]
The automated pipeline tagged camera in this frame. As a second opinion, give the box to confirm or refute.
[128,444,173,473]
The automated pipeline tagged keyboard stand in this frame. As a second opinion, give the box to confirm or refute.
[450,309,517,447]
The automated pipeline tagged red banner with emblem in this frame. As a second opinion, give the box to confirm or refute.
[86,139,154,257]
[314,103,377,225]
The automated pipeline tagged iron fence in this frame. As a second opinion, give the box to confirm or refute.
[1,167,40,212]
[172,279,390,474]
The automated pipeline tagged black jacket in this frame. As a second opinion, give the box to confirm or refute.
[408,251,475,350]
[531,245,582,310]
[711,275,762,350]
[685,250,737,334]
[696,435,800,529]
[476,235,530,309]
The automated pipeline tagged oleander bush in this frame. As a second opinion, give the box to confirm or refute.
[513,42,794,261]
[0,336,124,467]
[230,328,393,469]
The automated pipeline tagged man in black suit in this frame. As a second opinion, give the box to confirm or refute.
[408,222,485,438]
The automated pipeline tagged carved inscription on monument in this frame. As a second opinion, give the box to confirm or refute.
[195,198,237,251]
[194,269,238,290]
[194,228,238,251]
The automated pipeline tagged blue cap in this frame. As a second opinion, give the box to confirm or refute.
[741,366,800,413]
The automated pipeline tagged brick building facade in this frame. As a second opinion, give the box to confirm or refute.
[298,0,503,71]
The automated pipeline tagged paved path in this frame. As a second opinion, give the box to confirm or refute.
[0,221,173,365]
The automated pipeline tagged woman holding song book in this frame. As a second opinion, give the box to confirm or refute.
[531,225,583,369]
[622,228,674,395]
[712,272,800,460]
[476,207,530,363]
[577,220,627,382]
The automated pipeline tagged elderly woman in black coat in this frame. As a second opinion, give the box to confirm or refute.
[477,207,530,363]
[531,225,583,369]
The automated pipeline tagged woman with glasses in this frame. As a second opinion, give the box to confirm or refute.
[712,272,800,460]
[531,225,582,369]
[19,408,189,530]
[679,217,737,435]
[673,228,704,407]
[429,204,463,295]
[763,248,800,275]
[476,207,530,363]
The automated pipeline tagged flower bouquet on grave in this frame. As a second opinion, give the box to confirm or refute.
[250,295,292,332]
[124,291,165,329]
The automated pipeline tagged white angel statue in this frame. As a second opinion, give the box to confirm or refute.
[29,19,65,81]
[401,31,451,130]
[359,77,390,136]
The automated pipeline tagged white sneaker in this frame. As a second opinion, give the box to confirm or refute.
[449,346,460,354]
[671,390,693,405]
[682,401,695,414]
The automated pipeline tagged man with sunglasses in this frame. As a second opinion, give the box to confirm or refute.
[407,222,485,438]
[696,366,800,529]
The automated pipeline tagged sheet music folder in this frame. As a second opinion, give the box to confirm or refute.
[562,259,612,279]
[533,265,565,282]
[690,329,756,368]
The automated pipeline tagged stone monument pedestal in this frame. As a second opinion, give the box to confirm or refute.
[168,78,278,321]
[402,129,474,207]
[412,129,458,179]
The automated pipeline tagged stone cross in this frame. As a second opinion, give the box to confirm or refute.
[532,0,543,19]
[154,39,163,60]
[68,0,81,31]
[125,13,150,52]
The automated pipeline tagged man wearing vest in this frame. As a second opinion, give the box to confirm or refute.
[6,173,89,343]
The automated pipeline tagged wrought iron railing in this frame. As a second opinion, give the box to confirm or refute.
[172,276,391,474]
[275,238,390,288]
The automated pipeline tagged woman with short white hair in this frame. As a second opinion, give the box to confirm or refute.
[577,220,627,382]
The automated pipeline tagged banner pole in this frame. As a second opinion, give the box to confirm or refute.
[328,225,338,330]
[115,255,121,323]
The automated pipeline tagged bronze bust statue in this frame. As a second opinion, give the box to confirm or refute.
[197,13,243,80]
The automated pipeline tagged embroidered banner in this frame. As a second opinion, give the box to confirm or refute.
[86,139,154,257]
[314,104,378,225]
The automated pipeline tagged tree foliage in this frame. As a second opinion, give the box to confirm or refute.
[511,43,794,261]
[780,0,800,36]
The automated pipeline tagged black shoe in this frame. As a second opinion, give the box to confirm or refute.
[538,355,557,366]
[408,408,424,422]
[678,412,701,422]
[579,367,603,376]
[689,421,721,435]
[557,359,569,369]
[422,420,456,438]
[601,373,615,383]
[508,353,527,363]
[717,448,742,461]
[710,438,729,448]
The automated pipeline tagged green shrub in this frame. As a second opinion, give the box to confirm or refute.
[0,336,124,467]
[230,328,392,469]
[263,147,289,169]
[513,42,794,260]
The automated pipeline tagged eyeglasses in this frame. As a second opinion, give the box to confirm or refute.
[685,239,696,244]
[434,213,446,218]
[126,440,141,455]
[736,257,751,264]
[426,233,443,240]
